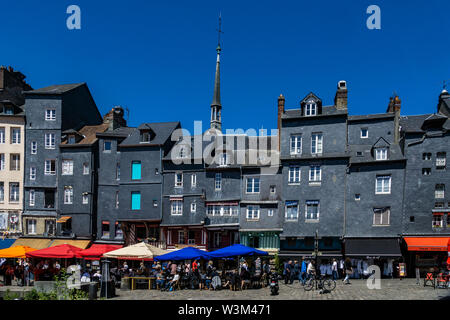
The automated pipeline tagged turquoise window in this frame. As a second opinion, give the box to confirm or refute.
[131,192,141,210]
[131,161,141,180]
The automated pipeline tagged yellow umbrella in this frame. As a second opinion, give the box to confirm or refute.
[0,245,37,258]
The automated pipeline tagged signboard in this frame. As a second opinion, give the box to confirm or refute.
[399,263,406,277]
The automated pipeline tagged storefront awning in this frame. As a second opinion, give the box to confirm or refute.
[56,216,71,223]
[12,238,52,250]
[50,239,91,249]
[344,238,402,257]
[404,237,450,252]
[278,250,343,258]
[0,239,16,250]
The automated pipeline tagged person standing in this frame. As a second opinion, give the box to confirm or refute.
[307,260,316,279]
[343,258,353,284]
[300,259,307,284]
[332,259,338,280]
[284,260,291,284]
[293,260,300,283]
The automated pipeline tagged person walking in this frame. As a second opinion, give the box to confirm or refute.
[284,260,292,284]
[343,258,353,284]
[300,259,307,284]
[307,260,316,280]
[332,258,338,280]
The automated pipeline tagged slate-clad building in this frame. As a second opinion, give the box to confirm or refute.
[23,83,102,239]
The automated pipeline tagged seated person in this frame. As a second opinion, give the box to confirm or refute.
[156,270,165,290]
[165,272,180,291]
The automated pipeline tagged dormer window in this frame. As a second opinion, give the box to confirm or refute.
[4,106,13,115]
[141,131,151,143]
[305,101,317,116]
[375,147,388,160]
[68,135,76,144]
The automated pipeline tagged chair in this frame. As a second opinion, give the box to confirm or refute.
[436,273,448,289]
[424,272,435,289]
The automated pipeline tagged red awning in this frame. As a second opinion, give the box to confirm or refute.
[404,237,450,252]
[432,212,444,216]
[78,244,123,260]
[26,244,83,259]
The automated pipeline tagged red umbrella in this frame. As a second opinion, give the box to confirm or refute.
[78,244,123,260]
[447,239,450,266]
[25,244,83,259]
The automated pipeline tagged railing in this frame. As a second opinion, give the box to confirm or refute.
[146,241,167,249]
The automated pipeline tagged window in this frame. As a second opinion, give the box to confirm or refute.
[131,192,141,210]
[434,202,445,208]
[214,232,221,247]
[0,154,4,170]
[375,175,391,194]
[175,172,183,187]
[102,222,110,238]
[361,128,368,138]
[285,202,299,220]
[10,154,20,171]
[188,231,196,245]
[83,163,89,175]
[31,141,37,154]
[191,174,197,188]
[305,102,317,116]
[311,133,323,154]
[219,153,228,166]
[290,135,302,155]
[432,214,443,228]
[141,131,151,143]
[115,191,119,209]
[435,184,445,199]
[82,194,89,204]
[356,151,363,157]
[30,167,36,180]
[373,207,390,226]
[27,219,36,235]
[215,173,222,191]
[44,160,56,175]
[207,204,239,216]
[64,187,73,204]
[103,141,112,152]
[0,182,3,202]
[9,183,19,202]
[309,166,321,182]
[45,109,56,121]
[116,163,120,180]
[270,185,276,194]
[191,202,196,213]
[305,200,319,221]
[68,135,76,144]
[29,190,35,206]
[171,200,183,215]
[0,128,4,143]
[246,177,260,193]
[155,168,159,175]
[153,200,158,207]
[131,161,141,180]
[423,153,432,160]
[178,230,186,244]
[45,220,55,236]
[375,148,388,160]
[268,209,274,217]
[422,168,431,176]
[44,133,55,149]
[11,128,21,144]
[115,222,123,239]
[436,152,446,169]
[288,166,300,184]
[62,160,73,175]
[355,194,361,201]
[246,206,260,220]
[410,216,415,222]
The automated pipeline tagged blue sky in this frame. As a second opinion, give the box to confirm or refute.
[2,0,449,133]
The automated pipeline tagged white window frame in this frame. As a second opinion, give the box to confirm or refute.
[288,166,301,184]
[29,189,35,206]
[171,200,183,215]
[0,127,5,144]
[375,148,388,160]
[435,184,445,199]
[215,173,222,191]
[436,152,446,168]
[0,154,5,171]
[175,173,183,187]
[82,194,89,205]
[83,163,89,175]
[190,202,196,213]
[10,154,20,171]
[45,133,56,149]
[309,166,321,182]
[360,128,368,138]
[11,128,21,144]
[62,160,74,175]
[64,187,73,204]
[268,209,274,217]
[9,182,20,203]
[27,219,37,235]
[311,133,323,154]
[373,207,390,226]
[246,206,260,220]
[31,141,37,154]
[375,175,391,194]
[285,203,299,221]
[246,177,260,194]
[290,135,302,155]
[305,201,320,221]
[432,215,443,228]
[44,160,56,175]
[191,174,197,188]
[0,182,4,202]
[305,102,317,116]
[45,109,56,121]
[219,153,228,166]
[178,230,186,244]
[30,167,36,180]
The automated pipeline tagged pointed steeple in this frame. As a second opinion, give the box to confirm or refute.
[210,14,223,132]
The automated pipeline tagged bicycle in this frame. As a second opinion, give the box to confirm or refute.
[304,274,336,292]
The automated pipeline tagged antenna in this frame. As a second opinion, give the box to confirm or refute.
[216,12,223,49]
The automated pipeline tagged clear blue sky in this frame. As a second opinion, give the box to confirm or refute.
[2,0,449,133]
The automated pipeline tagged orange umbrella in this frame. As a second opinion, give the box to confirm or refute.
[0,245,37,258]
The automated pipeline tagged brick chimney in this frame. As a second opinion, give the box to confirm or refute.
[334,80,348,110]
[387,95,401,144]
[0,65,33,106]
[277,94,285,151]
[103,106,127,131]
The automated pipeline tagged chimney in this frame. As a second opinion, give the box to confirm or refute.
[334,80,348,110]
[277,94,285,151]
[387,95,402,144]
[103,106,127,131]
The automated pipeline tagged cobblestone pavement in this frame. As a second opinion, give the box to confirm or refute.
[110,278,450,300]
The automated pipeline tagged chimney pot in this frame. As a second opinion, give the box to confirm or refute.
[334,80,348,110]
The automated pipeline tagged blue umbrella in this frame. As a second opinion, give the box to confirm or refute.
[154,247,211,261]
[207,244,268,259]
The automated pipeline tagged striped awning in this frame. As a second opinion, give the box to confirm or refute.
[12,238,52,250]
[50,239,91,249]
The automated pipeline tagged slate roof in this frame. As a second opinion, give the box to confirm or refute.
[348,113,395,121]
[399,114,450,133]
[24,83,85,95]
[96,126,135,138]
[282,105,347,119]
[120,122,180,147]
[61,123,109,146]
[348,143,405,163]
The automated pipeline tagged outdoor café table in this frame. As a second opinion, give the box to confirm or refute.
[126,276,156,290]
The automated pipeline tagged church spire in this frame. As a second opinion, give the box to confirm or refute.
[210,13,223,131]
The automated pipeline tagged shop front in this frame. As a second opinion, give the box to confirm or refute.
[403,236,450,276]
[161,225,207,251]
[240,230,281,255]
[206,225,239,251]
[343,238,403,278]
[120,220,163,247]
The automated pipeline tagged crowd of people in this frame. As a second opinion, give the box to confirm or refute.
[0,258,64,286]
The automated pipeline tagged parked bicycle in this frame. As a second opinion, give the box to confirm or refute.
[304,274,336,292]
